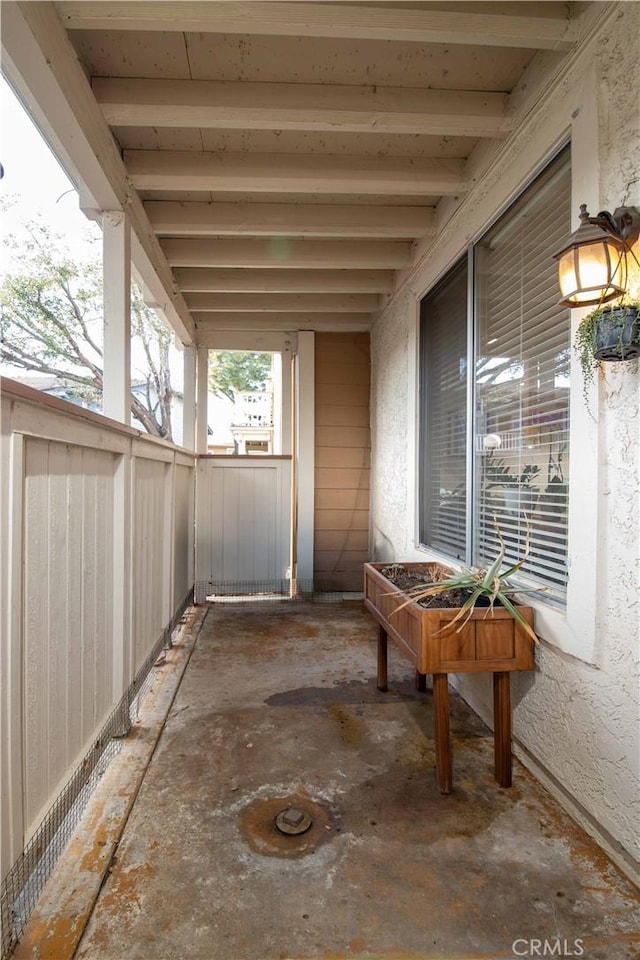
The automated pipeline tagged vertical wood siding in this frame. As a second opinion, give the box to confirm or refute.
[195,457,292,593]
[314,333,371,592]
[173,463,194,605]
[1,385,196,870]
[22,438,117,832]
[132,457,169,673]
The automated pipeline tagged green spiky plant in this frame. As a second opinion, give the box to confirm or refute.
[388,523,541,645]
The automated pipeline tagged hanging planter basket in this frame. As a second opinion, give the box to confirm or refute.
[593,304,640,362]
[575,302,640,404]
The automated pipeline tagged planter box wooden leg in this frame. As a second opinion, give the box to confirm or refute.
[493,671,512,788]
[364,563,535,792]
[433,673,452,794]
[415,671,427,692]
[377,625,388,692]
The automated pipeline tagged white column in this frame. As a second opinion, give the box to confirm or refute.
[182,345,197,450]
[280,340,293,456]
[295,331,315,588]
[102,211,131,424]
[196,346,209,454]
[272,352,282,455]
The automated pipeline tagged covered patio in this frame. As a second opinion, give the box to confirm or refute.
[1,2,639,958]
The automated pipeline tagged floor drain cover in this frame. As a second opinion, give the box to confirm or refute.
[240,794,335,858]
[275,807,313,836]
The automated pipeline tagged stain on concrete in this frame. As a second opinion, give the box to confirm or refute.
[239,793,337,859]
[265,677,429,707]
[54,601,640,960]
[12,913,85,960]
[328,703,365,747]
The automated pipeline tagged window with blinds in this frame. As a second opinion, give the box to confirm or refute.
[419,146,571,601]
[419,258,468,559]
[474,149,570,597]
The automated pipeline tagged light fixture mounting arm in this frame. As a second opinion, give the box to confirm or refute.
[591,205,640,248]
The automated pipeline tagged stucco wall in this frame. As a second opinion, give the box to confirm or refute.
[370,287,411,561]
[370,2,640,878]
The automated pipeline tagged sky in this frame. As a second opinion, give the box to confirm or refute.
[0,74,184,387]
[0,75,101,264]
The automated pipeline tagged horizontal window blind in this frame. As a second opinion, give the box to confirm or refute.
[474,149,571,597]
[419,257,468,560]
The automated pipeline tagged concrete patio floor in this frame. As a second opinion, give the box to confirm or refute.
[17,602,640,960]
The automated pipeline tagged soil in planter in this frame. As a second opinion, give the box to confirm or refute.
[380,563,506,610]
[380,564,468,610]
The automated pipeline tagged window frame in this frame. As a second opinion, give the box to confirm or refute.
[418,254,470,562]
[408,93,603,663]
[417,144,571,596]
[471,150,572,603]
[416,144,606,667]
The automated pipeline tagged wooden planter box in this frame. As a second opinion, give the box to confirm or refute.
[364,562,536,793]
[364,562,535,675]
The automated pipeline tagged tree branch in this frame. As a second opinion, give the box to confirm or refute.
[59,276,103,358]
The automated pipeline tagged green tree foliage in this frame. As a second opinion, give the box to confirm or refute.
[0,220,175,440]
[208,350,272,400]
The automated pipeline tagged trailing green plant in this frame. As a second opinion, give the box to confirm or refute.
[387,523,541,644]
[574,299,640,403]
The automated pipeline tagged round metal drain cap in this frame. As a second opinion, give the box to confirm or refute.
[241,795,333,858]
[275,807,313,836]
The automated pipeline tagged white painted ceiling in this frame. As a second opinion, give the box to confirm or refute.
[51,1,583,341]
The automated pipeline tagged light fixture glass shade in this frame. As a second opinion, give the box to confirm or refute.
[556,236,626,306]
[554,204,628,307]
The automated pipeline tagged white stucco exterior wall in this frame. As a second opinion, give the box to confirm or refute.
[370,3,640,880]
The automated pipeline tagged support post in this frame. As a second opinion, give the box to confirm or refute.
[272,351,282,455]
[196,346,209,454]
[295,331,315,590]
[102,211,131,425]
[182,345,196,450]
[276,340,293,456]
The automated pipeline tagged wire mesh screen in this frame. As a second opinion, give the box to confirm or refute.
[195,580,354,603]
[0,598,189,960]
[195,578,293,603]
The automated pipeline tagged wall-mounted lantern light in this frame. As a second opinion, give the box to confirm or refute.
[554,204,640,307]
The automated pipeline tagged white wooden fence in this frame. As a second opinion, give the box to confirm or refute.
[0,380,195,880]
[195,455,292,600]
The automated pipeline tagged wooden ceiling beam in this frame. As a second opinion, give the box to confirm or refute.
[145,201,435,239]
[94,78,510,138]
[58,3,577,51]
[126,150,467,197]
[162,238,412,269]
[194,312,372,333]
[173,268,394,293]
[184,293,379,313]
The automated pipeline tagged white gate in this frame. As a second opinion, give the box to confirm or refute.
[195,456,292,601]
